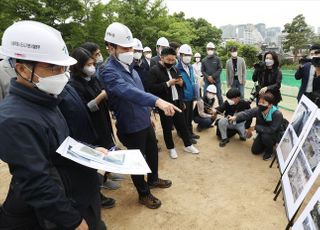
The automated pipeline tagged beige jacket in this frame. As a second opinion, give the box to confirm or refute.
[226,57,246,87]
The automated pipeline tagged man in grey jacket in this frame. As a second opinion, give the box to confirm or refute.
[201,42,223,105]
[226,47,246,99]
[0,58,16,100]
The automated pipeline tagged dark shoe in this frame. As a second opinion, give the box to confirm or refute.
[196,125,203,132]
[263,153,272,161]
[219,138,229,147]
[148,178,172,188]
[239,136,246,141]
[109,173,125,181]
[139,193,161,209]
[191,133,200,139]
[101,180,120,190]
[100,193,116,209]
[190,138,197,144]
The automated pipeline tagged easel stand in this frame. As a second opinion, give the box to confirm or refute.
[284,204,302,230]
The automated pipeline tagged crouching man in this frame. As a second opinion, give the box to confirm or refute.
[228,92,283,160]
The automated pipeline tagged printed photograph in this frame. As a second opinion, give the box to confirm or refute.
[310,201,320,230]
[302,217,312,230]
[302,119,320,172]
[288,151,312,202]
[280,127,295,161]
[292,101,311,137]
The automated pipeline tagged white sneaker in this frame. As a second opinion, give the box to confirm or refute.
[184,145,200,154]
[169,148,178,159]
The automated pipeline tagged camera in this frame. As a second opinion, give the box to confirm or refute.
[311,57,320,67]
[253,61,266,72]
[247,85,260,104]
[299,57,312,65]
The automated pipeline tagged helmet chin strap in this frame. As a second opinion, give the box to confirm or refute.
[16,62,37,84]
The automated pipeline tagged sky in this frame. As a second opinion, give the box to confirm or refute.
[163,0,320,30]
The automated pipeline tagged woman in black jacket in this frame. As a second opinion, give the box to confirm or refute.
[252,51,282,105]
[69,47,114,149]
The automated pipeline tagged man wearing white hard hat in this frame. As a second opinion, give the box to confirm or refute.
[150,37,169,67]
[201,42,223,105]
[176,44,200,141]
[101,22,179,209]
[0,21,100,229]
[193,84,218,132]
[142,46,152,67]
[131,38,149,90]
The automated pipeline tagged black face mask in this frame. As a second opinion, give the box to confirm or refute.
[258,104,269,111]
[164,63,174,69]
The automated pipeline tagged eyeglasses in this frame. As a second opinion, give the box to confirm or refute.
[36,64,68,73]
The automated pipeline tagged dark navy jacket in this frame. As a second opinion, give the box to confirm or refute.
[0,79,82,228]
[295,62,312,101]
[100,56,158,134]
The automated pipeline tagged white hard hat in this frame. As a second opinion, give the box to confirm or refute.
[104,22,134,47]
[0,21,76,66]
[206,84,217,94]
[178,44,192,55]
[133,38,143,51]
[156,37,169,47]
[206,42,216,49]
[194,52,201,58]
[143,46,151,52]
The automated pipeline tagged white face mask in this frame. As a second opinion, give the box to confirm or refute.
[207,50,214,56]
[265,59,274,67]
[195,57,201,63]
[24,65,68,95]
[83,65,96,76]
[227,99,235,105]
[182,56,192,64]
[206,93,215,99]
[118,51,134,65]
[145,53,152,59]
[231,52,238,58]
[133,52,142,60]
[36,73,68,95]
[96,54,104,64]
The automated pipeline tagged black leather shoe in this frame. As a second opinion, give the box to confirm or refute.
[100,193,116,209]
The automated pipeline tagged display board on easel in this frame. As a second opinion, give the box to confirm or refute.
[277,95,318,174]
[282,109,320,220]
[292,187,320,230]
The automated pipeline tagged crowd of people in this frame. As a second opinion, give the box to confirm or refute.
[0,19,319,229]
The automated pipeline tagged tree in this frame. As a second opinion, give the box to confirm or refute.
[282,14,314,60]
[188,17,222,56]
[239,45,258,68]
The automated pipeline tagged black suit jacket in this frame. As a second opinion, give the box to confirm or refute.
[148,62,184,108]
[295,62,312,101]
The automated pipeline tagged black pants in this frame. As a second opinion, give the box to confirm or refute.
[158,107,192,150]
[183,101,194,136]
[117,126,158,197]
[251,133,277,155]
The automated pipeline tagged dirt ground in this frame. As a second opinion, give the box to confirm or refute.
[0,108,295,230]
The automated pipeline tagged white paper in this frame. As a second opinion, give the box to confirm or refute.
[56,137,151,175]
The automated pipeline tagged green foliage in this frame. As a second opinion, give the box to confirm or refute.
[0,0,222,57]
[282,14,314,57]
[217,41,258,68]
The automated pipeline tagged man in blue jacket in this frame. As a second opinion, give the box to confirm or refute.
[0,21,100,229]
[176,44,200,140]
[101,22,179,209]
[295,44,320,101]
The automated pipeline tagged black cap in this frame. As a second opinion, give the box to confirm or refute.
[226,88,241,99]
